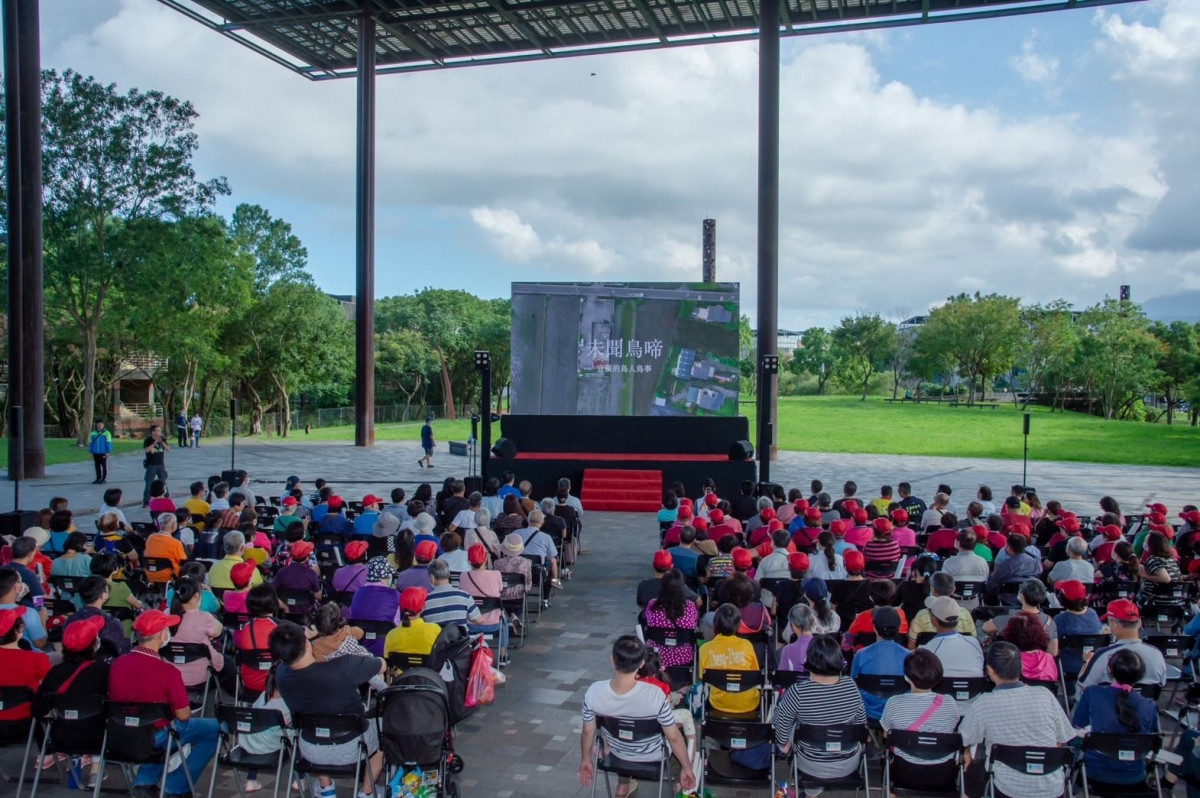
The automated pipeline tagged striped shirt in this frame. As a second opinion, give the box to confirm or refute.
[880,692,961,763]
[863,538,901,565]
[772,677,866,762]
[959,683,1073,798]
[582,680,675,763]
[420,585,481,627]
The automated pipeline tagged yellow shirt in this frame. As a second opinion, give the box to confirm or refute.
[384,620,441,659]
[907,607,976,643]
[871,498,893,516]
[207,555,264,590]
[184,498,211,530]
[699,634,760,714]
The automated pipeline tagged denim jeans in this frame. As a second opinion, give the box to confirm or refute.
[133,718,219,794]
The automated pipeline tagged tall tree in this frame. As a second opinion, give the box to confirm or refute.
[1076,299,1159,420]
[1150,320,1198,425]
[738,315,756,396]
[229,203,310,291]
[375,328,438,418]
[789,326,836,395]
[915,293,1022,405]
[830,313,897,401]
[1018,301,1080,410]
[0,70,228,442]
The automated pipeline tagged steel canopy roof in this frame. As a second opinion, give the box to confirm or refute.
[158,0,1143,79]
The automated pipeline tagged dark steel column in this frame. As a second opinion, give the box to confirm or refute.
[479,364,492,482]
[16,0,42,477]
[4,0,25,482]
[755,0,780,484]
[354,12,376,447]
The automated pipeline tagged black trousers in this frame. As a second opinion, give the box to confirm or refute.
[93,454,108,482]
[176,427,188,447]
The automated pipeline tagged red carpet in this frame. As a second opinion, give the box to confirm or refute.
[581,468,662,513]
[512,452,727,462]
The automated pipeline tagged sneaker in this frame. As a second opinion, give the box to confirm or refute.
[317,784,337,798]
[541,600,550,609]
[550,578,564,590]
[509,617,524,635]
[243,779,264,793]
[417,460,425,468]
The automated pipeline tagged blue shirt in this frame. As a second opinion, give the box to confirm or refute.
[420,424,433,448]
[1072,684,1158,783]
[667,547,699,578]
[1053,609,1103,676]
[353,511,379,538]
[311,503,330,523]
[0,601,45,646]
[497,485,520,500]
[850,640,910,720]
[318,513,352,537]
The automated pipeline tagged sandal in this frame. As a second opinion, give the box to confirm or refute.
[615,778,638,797]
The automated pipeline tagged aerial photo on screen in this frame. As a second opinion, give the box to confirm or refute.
[510,282,740,417]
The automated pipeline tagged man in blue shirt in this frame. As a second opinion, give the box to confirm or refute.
[496,471,521,500]
[353,495,382,538]
[316,496,352,537]
[88,419,113,484]
[667,527,701,578]
[850,606,910,720]
[418,417,435,468]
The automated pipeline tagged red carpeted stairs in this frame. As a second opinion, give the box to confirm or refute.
[581,468,662,512]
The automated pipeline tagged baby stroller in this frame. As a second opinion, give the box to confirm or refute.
[377,670,460,797]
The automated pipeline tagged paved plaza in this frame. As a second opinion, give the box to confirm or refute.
[2,437,1198,797]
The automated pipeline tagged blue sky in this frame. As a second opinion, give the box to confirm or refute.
[43,0,1199,328]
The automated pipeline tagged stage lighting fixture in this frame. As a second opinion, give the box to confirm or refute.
[474,350,491,370]
[761,354,779,375]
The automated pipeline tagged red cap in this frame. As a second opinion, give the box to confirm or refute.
[708,509,725,524]
[804,507,822,523]
[415,540,439,562]
[971,525,988,537]
[760,507,776,521]
[1102,599,1140,622]
[62,615,106,652]
[1150,523,1174,539]
[230,560,258,588]
[1148,512,1167,526]
[830,519,848,536]
[843,500,860,513]
[1146,502,1168,516]
[794,499,810,514]
[704,493,719,507]
[756,541,775,559]
[290,540,315,561]
[653,550,673,570]
[787,552,810,572]
[468,544,488,567]
[732,548,753,570]
[677,506,693,521]
[282,496,299,507]
[1189,560,1200,576]
[1055,580,1087,603]
[679,498,693,508]
[327,496,344,511]
[400,587,426,616]
[0,607,25,636]
[1098,524,1122,541]
[843,550,865,572]
[872,518,893,534]
[890,508,909,525]
[767,519,784,533]
[133,610,181,637]
[361,495,383,508]
[692,517,709,532]
[1181,510,1200,524]
[852,508,868,524]
[344,540,369,562]
[1057,515,1081,533]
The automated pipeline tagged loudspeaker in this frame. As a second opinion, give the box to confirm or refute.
[0,510,38,538]
[464,476,483,495]
[221,469,240,486]
[491,438,518,459]
[1023,413,1031,436]
[728,440,754,461]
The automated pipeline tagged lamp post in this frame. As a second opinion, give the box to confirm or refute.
[1022,412,1030,488]
[474,351,492,481]
[758,353,779,485]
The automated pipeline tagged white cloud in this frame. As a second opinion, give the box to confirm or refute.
[1011,32,1061,84]
[470,206,620,274]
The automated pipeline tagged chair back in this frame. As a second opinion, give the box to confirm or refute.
[144,557,175,578]
[386,652,431,673]
[793,722,868,752]
[642,625,697,651]
[105,702,172,763]
[50,574,84,597]
[131,522,157,536]
[771,670,806,690]
[701,718,773,753]
[934,677,991,701]
[595,714,665,752]
[955,581,985,601]
[854,674,908,701]
[235,648,274,675]
[988,743,1072,781]
[0,685,34,719]
[45,693,107,755]
[702,668,764,694]
[292,711,367,747]
[1145,634,1195,660]
[1058,633,1113,660]
[886,729,962,758]
[161,642,213,667]
[352,619,395,646]
[1081,731,1161,763]
[216,704,286,738]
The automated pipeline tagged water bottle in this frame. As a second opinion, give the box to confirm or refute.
[66,757,83,789]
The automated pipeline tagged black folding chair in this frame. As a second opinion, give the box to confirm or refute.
[233,650,274,706]
[96,702,195,798]
[641,625,698,690]
[521,554,546,618]
[160,642,218,716]
[350,619,394,652]
[697,718,773,793]
[853,674,908,728]
[27,694,108,798]
[285,712,377,798]
[956,581,986,603]
[49,575,84,607]
[1079,732,1163,798]
[385,653,431,675]
[207,704,291,798]
[590,715,670,798]
[935,677,992,702]
[1058,634,1113,711]
[143,558,176,583]
[789,723,870,797]
[0,686,37,798]
[701,669,766,722]
[884,729,964,797]
[985,744,1073,798]
[500,572,528,647]
[277,589,317,626]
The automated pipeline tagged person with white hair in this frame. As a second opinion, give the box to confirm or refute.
[1047,536,1095,584]
[520,510,564,607]
[465,508,502,562]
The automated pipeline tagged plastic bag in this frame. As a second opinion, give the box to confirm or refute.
[465,641,496,707]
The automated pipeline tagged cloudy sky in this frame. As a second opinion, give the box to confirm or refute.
[42,0,1200,329]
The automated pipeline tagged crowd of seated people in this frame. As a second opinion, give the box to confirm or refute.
[0,471,582,798]
[616,478,1200,797]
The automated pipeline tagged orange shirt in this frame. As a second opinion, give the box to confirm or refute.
[846,608,908,649]
[143,534,186,583]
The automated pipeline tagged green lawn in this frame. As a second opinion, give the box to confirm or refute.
[742,397,1200,467]
[6,399,1199,469]
[0,437,144,468]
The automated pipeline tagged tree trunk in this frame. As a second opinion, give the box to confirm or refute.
[436,347,456,420]
[77,324,100,445]
[1166,387,1174,425]
[860,367,870,401]
[967,372,977,406]
[277,382,291,437]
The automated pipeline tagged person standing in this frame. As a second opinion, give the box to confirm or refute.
[174,410,188,448]
[88,419,113,485]
[418,416,435,469]
[142,424,170,507]
[189,411,203,448]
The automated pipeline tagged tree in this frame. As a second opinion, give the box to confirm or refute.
[1150,320,1198,425]
[789,327,835,395]
[1018,301,1080,410]
[915,293,1022,405]
[1,70,228,442]
[1076,299,1159,420]
[375,328,438,418]
[229,203,310,292]
[830,313,897,401]
[738,315,756,396]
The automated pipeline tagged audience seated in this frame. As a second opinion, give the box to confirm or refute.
[698,604,760,716]
[982,579,1059,657]
[921,596,984,676]
[641,569,698,669]
[1077,600,1167,695]
[383,587,441,661]
[850,606,910,720]
[880,649,961,791]
[907,572,975,648]
[1073,648,1159,789]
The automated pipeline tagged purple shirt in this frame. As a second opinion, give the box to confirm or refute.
[273,563,321,613]
[347,584,400,656]
[394,565,432,593]
[778,635,813,673]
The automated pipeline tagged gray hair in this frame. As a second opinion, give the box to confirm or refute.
[528,509,544,526]
[156,512,177,532]
[931,572,956,597]
[540,498,556,515]
[1019,578,1047,607]
[757,496,773,511]
[426,559,451,582]
[224,530,246,554]
[474,508,492,528]
[1066,536,1088,558]
[788,603,814,633]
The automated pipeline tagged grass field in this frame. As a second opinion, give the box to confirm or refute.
[0,437,144,468]
[5,398,1199,469]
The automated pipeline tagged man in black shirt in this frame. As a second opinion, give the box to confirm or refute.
[142,424,170,507]
[729,480,759,522]
[896,482,927,518]
[636,551,698,607]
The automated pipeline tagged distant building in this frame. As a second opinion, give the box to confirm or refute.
[326,293,356,321]
[685,385,724,412]
[675,348,696,379]
[694,304,733,324]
